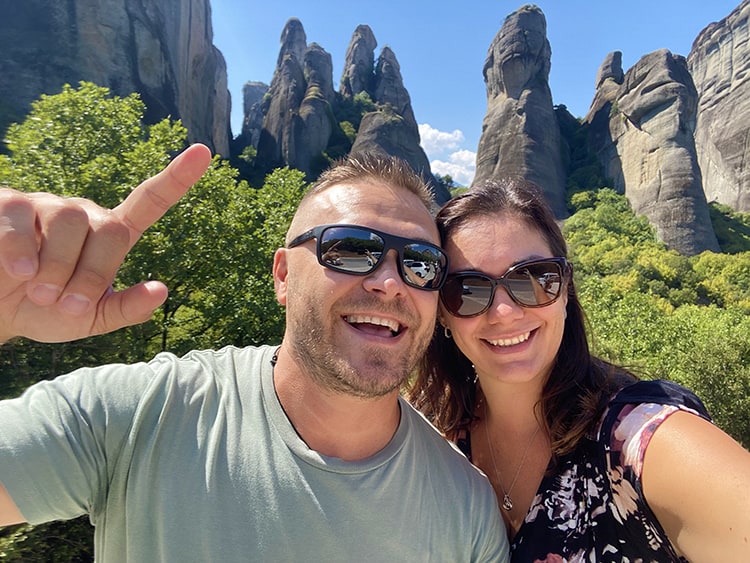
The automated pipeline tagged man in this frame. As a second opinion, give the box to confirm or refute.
[0,144,508,561]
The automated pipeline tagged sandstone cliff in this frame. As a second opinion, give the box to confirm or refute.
[0,0,231,156]
[688,0,750,211]
[473,5,567,217]
[585,49,720,255]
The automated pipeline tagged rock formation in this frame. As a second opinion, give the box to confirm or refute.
[350,46,448,203]
[255,20,339,177]
[585,49,719,255]
[688,0,750,211]
[0,0,231,156]
[472,5,567,217]
[240,81,269,150]
[250,19,447,201]
[340,25,377,98]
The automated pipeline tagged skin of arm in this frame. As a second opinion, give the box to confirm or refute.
[0,483,25,526]
[642,410,750,561]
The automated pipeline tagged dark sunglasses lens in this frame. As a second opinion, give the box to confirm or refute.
[506,262,563,306]
[402,245,446,289]
[442,275,494,316]
[319,227,383,273]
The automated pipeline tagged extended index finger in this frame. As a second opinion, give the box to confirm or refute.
[114,143,212,247]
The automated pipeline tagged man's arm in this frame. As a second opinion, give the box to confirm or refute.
[0,483,25,526]
[0,143,211,344]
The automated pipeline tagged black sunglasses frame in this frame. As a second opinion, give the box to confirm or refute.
[287,224,449,291]
[441,257,571,317]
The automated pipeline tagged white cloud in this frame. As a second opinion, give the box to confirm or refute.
[431,155,476,187]
[418,123,465,158]
[419,123,476,187]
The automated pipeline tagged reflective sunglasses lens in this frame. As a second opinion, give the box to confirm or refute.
[442,275,494,316]
[506,262,563,306]
[319,227,383,273]
[402,245,446,289]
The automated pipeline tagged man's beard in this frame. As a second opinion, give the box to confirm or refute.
[286,293,431,398]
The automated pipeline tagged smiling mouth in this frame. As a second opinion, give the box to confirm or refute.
[345,314,403,337]
[486,330,532,347]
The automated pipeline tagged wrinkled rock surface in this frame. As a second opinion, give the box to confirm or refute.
[586,49,719,255]
[688,0,750,211]
[240,81,269,149]
[0,0,230,156]
[340,25,377,98]
[472,5,567,217]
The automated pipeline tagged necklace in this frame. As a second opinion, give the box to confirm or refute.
[483,415,541,512]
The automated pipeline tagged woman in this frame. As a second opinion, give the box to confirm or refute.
[410,177,750,561]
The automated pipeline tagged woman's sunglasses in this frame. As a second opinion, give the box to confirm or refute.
[287,224,449,291]
[440,257,571,317]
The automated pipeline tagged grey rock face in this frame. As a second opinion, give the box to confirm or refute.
[473,5,567,217]
[587,49,719,255]
[256,20,338,177]
[240,82,269,149]
[0,0,231,156]
[340,25,377,98]
[255,19,309,173]
[251,18,442,197]
[688,0,750,211]
[351,47,449,203]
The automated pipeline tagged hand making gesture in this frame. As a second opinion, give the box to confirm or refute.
[0,143,212,344]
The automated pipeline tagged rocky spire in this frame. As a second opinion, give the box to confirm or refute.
[472,5,567,217]
[351,46,448,203]
[587,49,719,255]
[340,25,377,98]
[688,0,750,212]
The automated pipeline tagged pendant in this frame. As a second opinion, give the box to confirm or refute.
[502,494,513,511]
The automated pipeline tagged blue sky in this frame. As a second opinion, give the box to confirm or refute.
[212,0,741,185]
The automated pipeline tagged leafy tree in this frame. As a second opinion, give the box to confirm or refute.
[708,202,750,253]
[566,190,750,447]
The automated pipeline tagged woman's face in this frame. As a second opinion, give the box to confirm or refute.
[441,214,567,390]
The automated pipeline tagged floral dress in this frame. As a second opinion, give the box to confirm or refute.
[458,380,711,562]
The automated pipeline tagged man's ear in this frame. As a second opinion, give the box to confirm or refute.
[273,248,289,306]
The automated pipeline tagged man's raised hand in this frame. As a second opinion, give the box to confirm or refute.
[0,143,212,343]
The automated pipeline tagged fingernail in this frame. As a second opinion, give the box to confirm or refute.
[11,258,36,278]
[61,293,91,315]
[31,283,62,305]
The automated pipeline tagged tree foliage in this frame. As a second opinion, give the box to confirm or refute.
[566,190,750,447]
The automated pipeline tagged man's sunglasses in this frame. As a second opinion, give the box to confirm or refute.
[441,257,571,317]
[287,224,448,291]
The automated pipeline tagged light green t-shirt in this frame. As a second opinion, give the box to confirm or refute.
[0,345,508,562]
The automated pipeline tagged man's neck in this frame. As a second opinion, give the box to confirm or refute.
[272,347,402,461]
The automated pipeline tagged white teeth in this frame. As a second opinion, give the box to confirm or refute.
[346,315,400,333]
[487,331,531,347]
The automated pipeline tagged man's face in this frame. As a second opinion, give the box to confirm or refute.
[275,182,439,398]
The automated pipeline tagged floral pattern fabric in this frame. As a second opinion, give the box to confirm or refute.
[459,380,711,563]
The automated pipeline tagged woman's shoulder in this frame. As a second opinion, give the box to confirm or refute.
[597,379,712,478]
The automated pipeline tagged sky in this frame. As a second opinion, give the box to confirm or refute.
[211,0,742,186]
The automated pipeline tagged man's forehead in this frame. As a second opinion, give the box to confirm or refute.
[290,181,438,242]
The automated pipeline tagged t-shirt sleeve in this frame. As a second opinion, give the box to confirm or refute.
[0,363,152,524]
[604,380,712,480]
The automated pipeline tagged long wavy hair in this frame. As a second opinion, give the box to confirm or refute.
[408,177,634,463]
